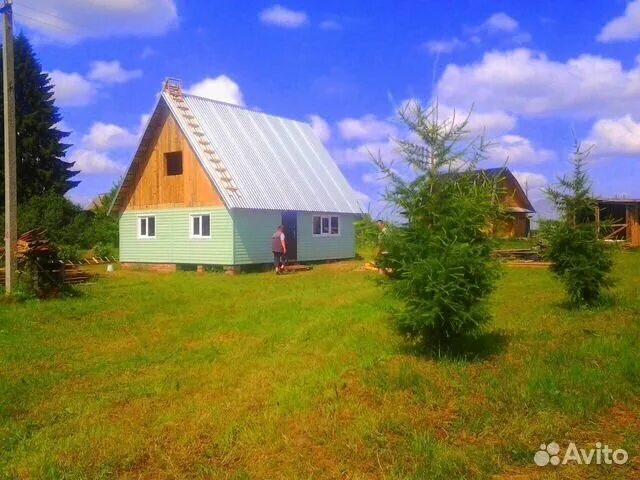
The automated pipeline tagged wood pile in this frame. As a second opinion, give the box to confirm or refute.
[62,264,91,284]
[0,229,92,289]
[15,228,57,258]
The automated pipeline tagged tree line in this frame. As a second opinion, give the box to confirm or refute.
[0,34,118,260]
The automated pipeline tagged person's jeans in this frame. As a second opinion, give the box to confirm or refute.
[273,251,283,269]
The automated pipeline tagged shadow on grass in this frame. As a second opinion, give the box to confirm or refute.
[554,292,619,312]
[400,330,510,363]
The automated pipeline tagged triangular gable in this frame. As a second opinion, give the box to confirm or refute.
[495,168,536,213]
[109,96,225,214]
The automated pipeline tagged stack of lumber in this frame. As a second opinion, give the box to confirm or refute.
[0,228,57,259]
[63,264,91,284]
[16,228,57,258]
[0,229,92,287]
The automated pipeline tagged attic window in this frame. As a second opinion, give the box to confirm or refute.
[165,151,183,176]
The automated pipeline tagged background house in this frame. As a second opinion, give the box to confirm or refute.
[483,167,535,238]
[109,80,361,270]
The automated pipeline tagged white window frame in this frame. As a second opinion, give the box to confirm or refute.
[312,215,340,237]
[138,215,156,239]
[190,213,212,239]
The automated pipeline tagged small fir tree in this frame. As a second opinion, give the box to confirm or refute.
[541,141,613,306]
[375,102,503,347]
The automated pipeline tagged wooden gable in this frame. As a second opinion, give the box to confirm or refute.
[120,103,223,211]
[499,174,532,211]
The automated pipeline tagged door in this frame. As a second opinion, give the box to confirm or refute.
[281,211,298,261]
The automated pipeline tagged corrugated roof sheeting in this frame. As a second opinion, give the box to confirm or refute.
[163,92,361,214]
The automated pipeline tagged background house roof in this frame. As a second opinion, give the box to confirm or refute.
[163,92,361,214]
[477,167,535,213]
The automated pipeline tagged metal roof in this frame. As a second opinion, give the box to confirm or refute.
[162,92,361,213]
[597,198,640,205]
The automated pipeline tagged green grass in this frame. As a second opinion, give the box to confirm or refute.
[493,237,538,250]
[1,252,639,479]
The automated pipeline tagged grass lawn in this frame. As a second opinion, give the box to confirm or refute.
[1,252,640,479]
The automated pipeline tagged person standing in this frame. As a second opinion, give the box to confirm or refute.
[272,225,287,274]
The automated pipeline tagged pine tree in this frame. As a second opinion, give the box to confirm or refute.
[0,32,78,206]
[541,140,613,306]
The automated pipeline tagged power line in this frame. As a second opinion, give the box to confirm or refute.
[12,11,86,35]
[17,2,70,24]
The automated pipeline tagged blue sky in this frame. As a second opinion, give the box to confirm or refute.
[16,0,640,218]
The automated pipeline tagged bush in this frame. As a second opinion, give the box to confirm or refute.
[375,102,502,346]
[17,191,86,245]
[1,187,120,252]
[541,141,613,306]
[58,244,81,263]
[94,243,115,259]
[355,213,380,250]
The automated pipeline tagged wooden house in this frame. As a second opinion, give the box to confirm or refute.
[109,79,361,270]
[596,199,640,247]
[482,167,535,238]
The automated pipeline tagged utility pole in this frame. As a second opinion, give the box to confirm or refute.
[2,0,16,294]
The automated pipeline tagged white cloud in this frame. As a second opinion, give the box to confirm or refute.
[512,171,548,191]
[333,140,398,166]
[436,48,640,119]
[187,75,245,106]
[585,115,640,156]
[48,70,96,107]
[82,122,138,151]
[482,12,519,33]
[487,134,556,164]
[13,0,177,44]
[362,167,399,186]
[423,37,465,54]
[598,0,640,42]
[512,171,548,202]
[436,104,517,136]
[69,149,125,174]
[320,20,342,31]
[88,61,142,84]
[259,5,308,28]
[308,114,331,143]
[352,189,371,211]
[338,114,397,141]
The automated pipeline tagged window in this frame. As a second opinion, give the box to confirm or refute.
[322,216,330,234]
[313,215,321,235]
[165,151,183,176]
[330,216,340,235]
[312,215,340,236]
[191,214,211,238]
[138,216,156,238]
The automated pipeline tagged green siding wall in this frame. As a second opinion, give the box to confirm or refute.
[120,208,355,266]
[297,212,356,261]
[232,209,281,265]
[119,207,234,264]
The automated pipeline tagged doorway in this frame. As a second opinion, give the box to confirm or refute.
[281,211,298,261]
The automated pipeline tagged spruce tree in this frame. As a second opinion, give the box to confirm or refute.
[375,102,503,348]
[541,141,613,306]
[0,32,78,206]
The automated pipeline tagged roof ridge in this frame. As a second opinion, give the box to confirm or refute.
[181,93,311,127]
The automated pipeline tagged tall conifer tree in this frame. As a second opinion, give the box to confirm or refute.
[0,32,78,206]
